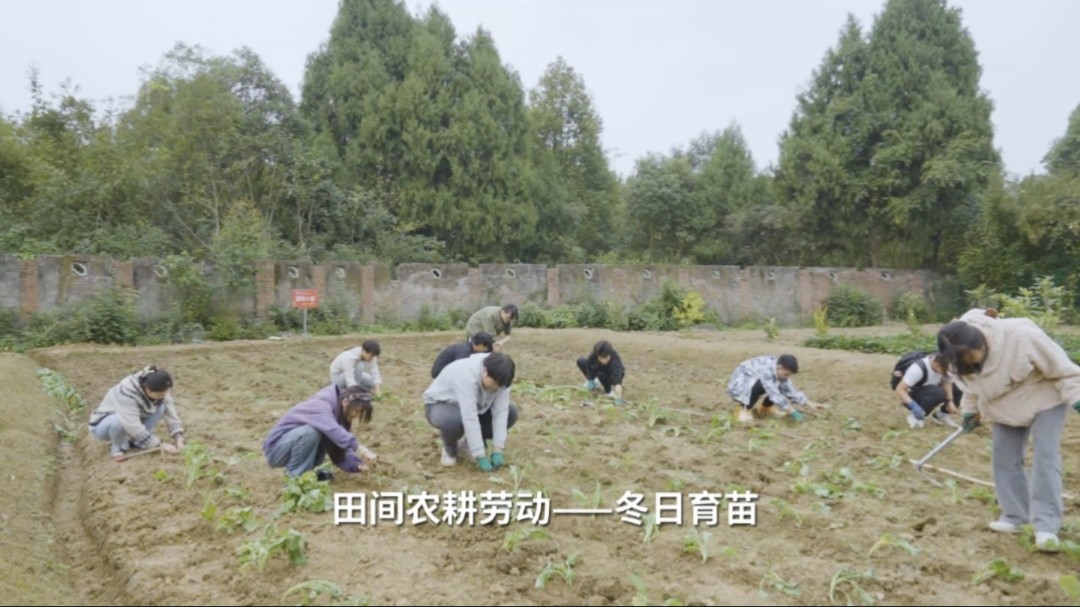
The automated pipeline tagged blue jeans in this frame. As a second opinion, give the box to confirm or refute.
[90,406,166,457]
[266,425,326,477]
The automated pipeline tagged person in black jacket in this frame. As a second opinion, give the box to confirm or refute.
[431,332,494,379]
[577,341,625,405]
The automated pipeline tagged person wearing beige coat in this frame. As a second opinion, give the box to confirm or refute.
[937,308,1080,552]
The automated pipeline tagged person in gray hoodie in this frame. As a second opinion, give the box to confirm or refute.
[423,352,518,471]
[88,366,185,461]
[263,384,376,480]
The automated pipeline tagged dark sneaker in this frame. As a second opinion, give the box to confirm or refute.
[316,469,334,482]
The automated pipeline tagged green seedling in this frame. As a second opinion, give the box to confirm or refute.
[868,454,902,470]
[281,470,333,514]
[630,574,687,606]
[153,469,170,482]
[972,558,1023,585]
[868,533,919,557]
[535,554,579,589]
[37,368,86,411]
[843,417,862,432]
[501,527,550,551]
[641,399,668,428]
[943,479,961,505]
[967,486,995,505]
[829,569,878,606]
[748,428,774,453]
[642,514,660,544]
[764,317,780,341]
[758,571,801,598]
[237,525,307,572]
[880,430,905,442]
[771,498,804,529]
[682,529,713,563]
[1061,574,1080,601]
[571,481,603,517]
[281,580,369,606]
[182,442,220,490]
[793,477,843,500]
[508,465,526,494]
[854,481,885,499]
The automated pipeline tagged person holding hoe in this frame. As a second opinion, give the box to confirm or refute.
[88,366,185,462]
[939,308,1080,551]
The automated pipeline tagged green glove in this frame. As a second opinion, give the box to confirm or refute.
[490,452,504,469]
[1073,401,1080,415]
[790,410,805,422]
[614,398,625,406]
[962,412,981,433]
[477,456,493,472]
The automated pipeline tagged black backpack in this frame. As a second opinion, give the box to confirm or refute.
[890,351,929,390]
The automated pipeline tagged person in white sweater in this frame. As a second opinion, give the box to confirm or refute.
[423,352,517,471]
[939,308,1080,551]
[329,340,382,396]
[88,366,185,461]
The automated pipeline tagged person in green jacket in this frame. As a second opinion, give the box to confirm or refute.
[465,304,518,350]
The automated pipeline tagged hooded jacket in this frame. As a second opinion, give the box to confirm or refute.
[953,308,1080,427]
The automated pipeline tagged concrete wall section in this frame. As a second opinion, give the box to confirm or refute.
[0,254,950,327]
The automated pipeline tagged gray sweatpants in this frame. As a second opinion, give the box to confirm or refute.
[991,403,1067,534]
[330,371,375,391]
[266,425,326,477]
[425,402,519,457]
[90,405,166,457]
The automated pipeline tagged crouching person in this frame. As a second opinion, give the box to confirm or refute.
[88,366,185,461]
[727,354,820,423]
[423,352,517,471]
[263,385,376,481]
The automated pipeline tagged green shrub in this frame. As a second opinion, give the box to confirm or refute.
[892,291,928,322]
[824,284,882,328]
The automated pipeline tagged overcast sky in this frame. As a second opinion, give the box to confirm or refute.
[3,0,1078,180]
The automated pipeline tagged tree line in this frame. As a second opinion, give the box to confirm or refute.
[1,0,1078,304]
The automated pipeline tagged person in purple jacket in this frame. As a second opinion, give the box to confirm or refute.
[263,384,376,481]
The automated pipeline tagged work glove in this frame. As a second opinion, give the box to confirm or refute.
[790,410,805,422]
[614,398,625,406]
[490,452,504,469]
[1073,401,1080,415]
[962,412,981,433]
[477,456,493,472]
[586,379,599,390]
[906,401,925,420]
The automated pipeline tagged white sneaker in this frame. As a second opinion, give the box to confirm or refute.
[1036,532,1062,552]
[907,414,924,429]
[989,520,1020,534]
[440,447,457,467]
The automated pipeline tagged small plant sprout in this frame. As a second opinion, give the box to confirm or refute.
[535,554,579,589]
[282,580,369,606]
[758,571,801,598]
[642,514,660,544]
[571,481,604,517]
[764,317,780,341]
[501,527,550,552]
[682,529,713,563]
[1061,574,1080,601]
[829,569,878,606]
[771,498,804,529]
[281,470,333,514]
[814,306,829,336]
[943,479,961,505]
[236,525,307,572]
[972,558,1023,585]
[867,533,919,557]
[509,465,526,493]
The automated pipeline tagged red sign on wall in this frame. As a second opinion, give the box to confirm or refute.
[291,289,319,309]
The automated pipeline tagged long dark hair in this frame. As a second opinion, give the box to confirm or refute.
[937,321,988,376]
[327,385,373,464]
